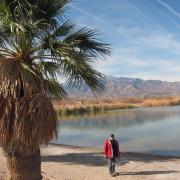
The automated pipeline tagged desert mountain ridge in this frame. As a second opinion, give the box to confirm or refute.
[65,76,180,99]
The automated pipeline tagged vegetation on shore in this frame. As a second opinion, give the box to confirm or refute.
[53,96,180,117]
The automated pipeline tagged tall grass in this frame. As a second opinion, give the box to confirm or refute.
[140,97,180,107]
[58,103,138,117]
[52,96,180,117]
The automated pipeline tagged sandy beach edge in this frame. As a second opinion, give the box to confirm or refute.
[0,144,180,180]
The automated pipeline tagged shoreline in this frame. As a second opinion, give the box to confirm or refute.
[1,144,180,179]
[53,97,180,118]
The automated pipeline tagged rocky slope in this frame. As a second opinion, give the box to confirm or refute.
[66,77,180,99]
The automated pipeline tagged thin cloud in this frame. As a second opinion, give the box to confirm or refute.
[117,25,143,36]
[70,1,180,82]
[71,1,168,35]
[126,0,168,33]
[122,73,180,82]
[96,53,180,81]
[140,32,180,53]
[145,0,180,29]
[70,3,117,30]
[70,4,104,22]
[157,0,180,18]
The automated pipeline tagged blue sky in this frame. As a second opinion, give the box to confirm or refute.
[68,0,180,82]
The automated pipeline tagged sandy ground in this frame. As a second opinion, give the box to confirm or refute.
[1,145,180,180]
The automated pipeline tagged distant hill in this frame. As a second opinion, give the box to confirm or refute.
[65,77,180,99]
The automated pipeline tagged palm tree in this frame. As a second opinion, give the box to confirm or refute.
[0,0,110,179]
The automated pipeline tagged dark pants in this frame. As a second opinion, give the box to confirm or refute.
[108,157,116,173]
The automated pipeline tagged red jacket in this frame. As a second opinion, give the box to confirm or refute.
[104,139,120,158]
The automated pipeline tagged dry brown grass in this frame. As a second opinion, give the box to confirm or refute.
[140,97,180,107]
[53,96,180,117]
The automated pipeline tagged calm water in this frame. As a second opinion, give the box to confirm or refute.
[53,106,180,156]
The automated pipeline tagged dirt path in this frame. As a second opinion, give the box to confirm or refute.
[1,145,180,180]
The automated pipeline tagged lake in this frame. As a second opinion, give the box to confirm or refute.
[53,106,180,156]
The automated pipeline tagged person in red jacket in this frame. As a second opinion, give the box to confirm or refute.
[104,134,120,176]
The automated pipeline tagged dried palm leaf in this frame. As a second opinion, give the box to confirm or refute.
[14,94,58,153]
[0,94,15,146]
[0,58,43,98]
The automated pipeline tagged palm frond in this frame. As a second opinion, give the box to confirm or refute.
[51,20,74,37]
[38,61,61,79]
[44,79,67,98]
[0,0,70,31]
[63,27,111,58]
[55,50,106,93]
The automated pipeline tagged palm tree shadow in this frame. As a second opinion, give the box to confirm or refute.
[42,151,180,167]
[42,151,180,176]
[42,152,107,166]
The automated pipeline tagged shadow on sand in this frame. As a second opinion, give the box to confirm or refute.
[42,152,107,166]
[42,151,180,167]
[42,151,180,176]
[112,170,179,177]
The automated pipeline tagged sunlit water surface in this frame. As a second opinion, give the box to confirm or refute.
[53,106,180,156]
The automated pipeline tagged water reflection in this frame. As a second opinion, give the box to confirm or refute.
[60,107,180,129]
[53,106,180,156]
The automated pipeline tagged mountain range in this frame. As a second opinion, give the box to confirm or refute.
[66,77,180,99]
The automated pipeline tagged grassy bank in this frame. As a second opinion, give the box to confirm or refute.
[58,103,138,116]
[53,97,180,117]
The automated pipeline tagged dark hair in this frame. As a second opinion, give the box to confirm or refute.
[110,134,114,138]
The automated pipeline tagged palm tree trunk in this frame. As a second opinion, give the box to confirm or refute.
[5,149,42,180]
